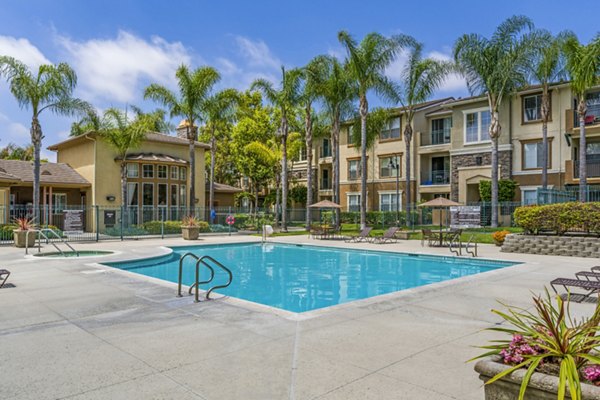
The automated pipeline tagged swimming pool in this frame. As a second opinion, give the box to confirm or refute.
[105,243,518,313]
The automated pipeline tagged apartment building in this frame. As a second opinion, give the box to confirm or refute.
[290,83,600,210]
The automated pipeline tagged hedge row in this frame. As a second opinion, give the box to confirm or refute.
[513,202,600,235]
[339,211,422,226]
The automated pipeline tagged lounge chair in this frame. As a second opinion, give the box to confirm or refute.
[344,227,373,243]
[575,271,600,281]
[421,229,435,247]
[0,269,10,289]
[372,227,400,244]
[550,277,600,302]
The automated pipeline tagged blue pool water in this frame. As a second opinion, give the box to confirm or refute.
[105,243,517,313]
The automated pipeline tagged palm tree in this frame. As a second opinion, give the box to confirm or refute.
[0,56,92,220]
[454,16,536,227]
[338,31,415,229]
[201,89,239,214]
[396,42,452,222]
[529,30,571,189]
[144,65,220,215]
[99,108,152,212]
[251,67,303,231]
[563,34,600,201]
[306,55,357,228]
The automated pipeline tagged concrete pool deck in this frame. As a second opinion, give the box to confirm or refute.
[0,235,596,399]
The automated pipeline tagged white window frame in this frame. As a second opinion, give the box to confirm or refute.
[523,94,543,122]
[380,155,400,178]
[348,125,356,145]
[142,164,154,178]
[157,165,168,179]
[179,166,187,181]
[380,117,401,141]
[142,182,154,206]
[127,182,139,206]
[127,163,139,178]
[347,159,361,180]
[519,185,553,206]
[463,107,492,144]
[346,192,362,212]
[378,190,402,212]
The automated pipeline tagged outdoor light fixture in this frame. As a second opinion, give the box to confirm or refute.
[106,195,115,202]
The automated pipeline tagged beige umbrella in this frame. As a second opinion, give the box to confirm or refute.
[418,197,462,239]
[308,200,342,209]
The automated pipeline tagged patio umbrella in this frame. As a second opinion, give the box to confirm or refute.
[308,200,342,227]
[418,197,461,237]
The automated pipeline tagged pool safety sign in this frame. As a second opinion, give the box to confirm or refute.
[450,206,481,228]
[63,209,84,233]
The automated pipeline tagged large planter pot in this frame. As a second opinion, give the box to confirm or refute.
[13,230,36,248]
[475,358,600,399]
[181,226,199,240]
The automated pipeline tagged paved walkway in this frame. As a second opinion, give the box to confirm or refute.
[0,235,595,399]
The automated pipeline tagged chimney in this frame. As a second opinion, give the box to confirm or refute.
[176,120,197,140]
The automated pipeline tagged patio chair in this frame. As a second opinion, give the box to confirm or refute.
[344,227,373,243]
[550,277,600,302]
[443,229,462,247]
[421,229,435,247]
[0,269,10,289]
[372,227,400,244]
[574,271,600,281]
[309,225,324,239]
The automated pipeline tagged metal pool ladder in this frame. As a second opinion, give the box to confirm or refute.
[26,228,79,256]
[178,253,233,302]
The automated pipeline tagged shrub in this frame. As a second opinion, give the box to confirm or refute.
[479,180,518,202]
[491,230,510,244]
[209,224,237,233]
[197,221,210,233]
[232,214,250,229]
[514,202,600,235]
[338,211,417,226]
[142,220,182,234]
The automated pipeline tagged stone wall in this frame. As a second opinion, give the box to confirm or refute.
[450,150,511,201]
[502,234,600,258]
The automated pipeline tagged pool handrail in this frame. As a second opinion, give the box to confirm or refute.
[178,252,233,302]
[25,228,79,257]
[200,255,233,300]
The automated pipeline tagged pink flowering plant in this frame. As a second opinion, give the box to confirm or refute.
[471,289,600,400]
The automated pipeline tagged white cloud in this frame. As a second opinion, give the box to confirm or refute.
[57,31,192,102]
[0,112,29,144]
[235,36,280,70]
[216,57,241,76]
[0,36,50,69]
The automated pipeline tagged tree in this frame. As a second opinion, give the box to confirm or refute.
[201,88,239,212]
[306,55,356,228]
[0,143,35,161]
[454,16,536,226]
[97,108,152,213]
[0,57,92,220]
[396,42,452,223]
[144,65,220,215]
[529,30,571,189]
[338,31,415,229]
[563,34,600,201]
[251,67,303,231]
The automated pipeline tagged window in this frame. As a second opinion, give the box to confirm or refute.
[522,189,538,205]
[52,193,67,213]
[158,183,167,206]
[127,183,138,206]
[170,184,178,206]
[157,165,167,179]
[431,117,452,144]
[127,163,139,178]
[142,183,154,206]
[380,155,400,178]
[348,194,360,212]
[171,166,179,179]
[464,109,491,143]
[380,117,400,140]
[293,146,307,161]
[523,94,543,122]
[179,166,187,181]
[379,193,400,212]
[320,169,331,190]
[179,184,187,207]
[523,140,550,169]
[142,164,154,178]
[321,138,331,158]
[347,125,356,145]
[348,159,361,180]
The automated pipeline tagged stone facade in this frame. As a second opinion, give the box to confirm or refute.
[450,150,512,201]
[502,234,600,258]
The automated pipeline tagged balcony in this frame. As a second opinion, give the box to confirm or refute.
[420,129,451,147]
[573,160,600,179]
[319,180,332,190]
[421,170,450,185]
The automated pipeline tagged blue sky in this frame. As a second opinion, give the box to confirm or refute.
[0,0,599,161]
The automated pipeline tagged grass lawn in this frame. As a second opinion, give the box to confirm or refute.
[257,224,523,244]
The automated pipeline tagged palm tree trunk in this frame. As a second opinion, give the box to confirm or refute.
[579,99,588,201]
[281,119,289,232]
[305,108,313,230]
[332,113,341,229]
[120,162,128,227]
[359,96,368,230]
[541,89,550,190]
[188,132,196,217]
[491,136,499,227]
[404,123,412,226]
[209,131,216,218]
[31,117,42,222]
[275,175,280,228]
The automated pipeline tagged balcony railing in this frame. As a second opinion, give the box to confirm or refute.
[573,101,600,128]
[421,169,450,185]
[574,160,600,178]
[420,129,451,146]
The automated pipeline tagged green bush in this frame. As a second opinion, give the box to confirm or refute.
[479,180,518,202]
[142,220,182,234]
[514,202,600,235]
[338,211,417,226]
[197,221,210,233]
[209,224,237,233]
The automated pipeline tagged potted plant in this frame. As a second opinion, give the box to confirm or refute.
[472,290,600,399]
[13,217,37,248]
[181,215,200,240]
[491,230,510,246]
